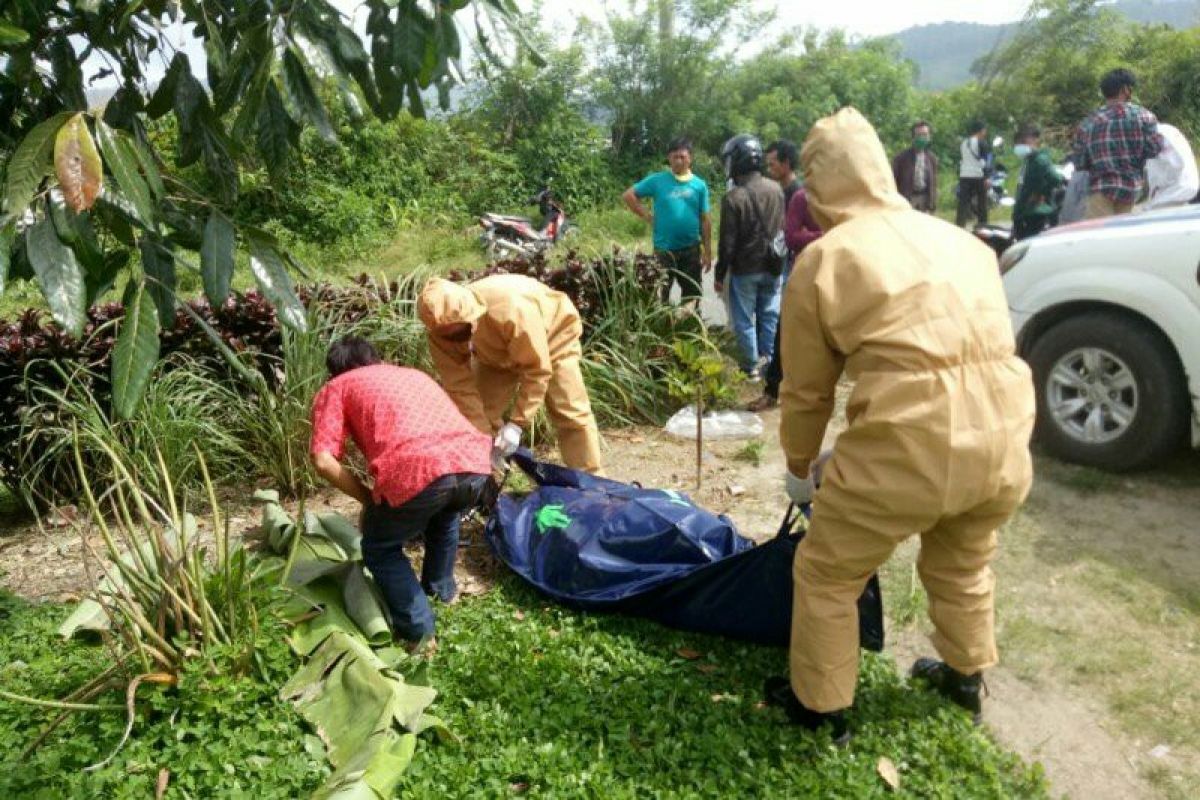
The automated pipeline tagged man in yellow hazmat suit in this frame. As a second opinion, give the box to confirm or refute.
[417,274,603,474]
[764,107,1035,741]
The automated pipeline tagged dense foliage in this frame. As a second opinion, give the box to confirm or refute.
[0,0,529,416]
[0,589,327,798]
[0,251,724,510]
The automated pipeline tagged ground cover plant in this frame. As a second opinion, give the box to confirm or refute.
[394,578,1048,798]
[1,574,1050,799]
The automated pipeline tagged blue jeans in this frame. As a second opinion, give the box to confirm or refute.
[360,473,490,642]
[728,271,782,373]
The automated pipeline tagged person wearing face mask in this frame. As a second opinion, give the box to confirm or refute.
[1073,68,1164,219]
[764,108,1035,741]
[1011,124,1066,241]
[892,121,939,213]
[623,136,713,305]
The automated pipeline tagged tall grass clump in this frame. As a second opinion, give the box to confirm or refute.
[0,438,275,771]
[336,270,435,371]
[17,358,250,511]
[226,313,330,497]
[581,257,730,427]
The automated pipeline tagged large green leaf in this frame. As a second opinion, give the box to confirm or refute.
[248,234,307,332]
[174,65,210,168]
[138,236,176,328]
[25,217,87,336]
[0,21,31,46]
[0,222,14,296]
[256,80,299,180]
[111,280,161,420]
[96,120,155,227]
[281,47,337,143]
[200,210,235,305]
[312,730,416,800]
[54,113,104,213]
[232,47,275,144]
[201,124,239,204]
[3,112,71,219]
[215,24,269,115]
[145,53,184,120]
[129,135,164,199]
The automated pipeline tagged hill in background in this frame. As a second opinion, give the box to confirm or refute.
[886,0,1200,89]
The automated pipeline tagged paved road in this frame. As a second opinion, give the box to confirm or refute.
[666,267,728,328]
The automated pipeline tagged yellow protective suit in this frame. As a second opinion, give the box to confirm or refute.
[780,108,1035,713]
[417,274,603,474]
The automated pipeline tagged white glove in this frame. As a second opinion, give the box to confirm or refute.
[785,471,815,505]
[493,422,522,458]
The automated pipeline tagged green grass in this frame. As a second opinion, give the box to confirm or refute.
[732,439,765,467]
[400,578,1046,798]
[0,589,327,798]
[0,577,1048,798]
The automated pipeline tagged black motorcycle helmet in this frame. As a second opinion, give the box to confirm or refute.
[721,134,763,179]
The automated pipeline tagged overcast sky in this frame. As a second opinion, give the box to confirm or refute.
[99,0,1039,90]
[530,0,1036,39]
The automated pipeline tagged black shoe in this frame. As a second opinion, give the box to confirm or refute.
[909,658,985,724]
[763,676,850,745]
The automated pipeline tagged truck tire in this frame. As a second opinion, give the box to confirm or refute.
[1027,311,1189,471]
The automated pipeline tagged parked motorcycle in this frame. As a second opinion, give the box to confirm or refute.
[975,161,1074,259]
[478,187,577,259]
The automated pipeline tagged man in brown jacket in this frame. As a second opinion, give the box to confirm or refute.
[892,120,939,212]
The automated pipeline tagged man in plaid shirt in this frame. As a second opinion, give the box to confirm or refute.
[1075,68,1164,219]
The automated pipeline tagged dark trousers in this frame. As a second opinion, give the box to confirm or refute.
[657,244,703,303]
[955,178,989,227]
[1013,215,1051,241]
[360,472,490,641]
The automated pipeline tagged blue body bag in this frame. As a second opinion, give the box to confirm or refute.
[485,452,884,651]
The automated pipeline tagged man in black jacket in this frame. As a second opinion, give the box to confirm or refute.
[715,134,786,379]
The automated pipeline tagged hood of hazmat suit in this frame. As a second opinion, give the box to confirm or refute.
[780,106,1034,508]
[417,275,583,432]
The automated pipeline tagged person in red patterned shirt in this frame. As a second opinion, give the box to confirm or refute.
[1075,67,1164,219]
[309,336,494,651]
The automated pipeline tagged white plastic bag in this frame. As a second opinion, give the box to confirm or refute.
[664,405,763,440]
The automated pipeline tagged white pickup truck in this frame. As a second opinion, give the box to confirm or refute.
[1000,205,1200,470]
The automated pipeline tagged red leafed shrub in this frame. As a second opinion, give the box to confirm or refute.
[0,251,669,502]
[446,250,665,333]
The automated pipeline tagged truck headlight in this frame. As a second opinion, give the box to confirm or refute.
[999,243,1030,275]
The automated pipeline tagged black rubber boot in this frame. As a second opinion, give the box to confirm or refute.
[763,676,850,745]
[909,658,984,724]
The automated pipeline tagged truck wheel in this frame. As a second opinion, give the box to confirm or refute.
[1028,311,1189,471]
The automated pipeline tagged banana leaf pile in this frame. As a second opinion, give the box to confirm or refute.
[256,490,452,800]
[56,490,449,799]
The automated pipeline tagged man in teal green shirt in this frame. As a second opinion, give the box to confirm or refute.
[623,137,713,303]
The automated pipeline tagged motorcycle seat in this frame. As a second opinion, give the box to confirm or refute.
[482,213,534,225]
